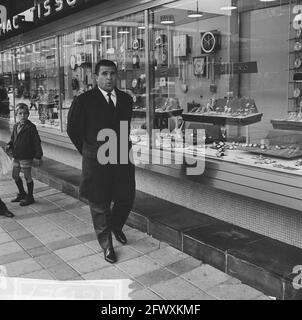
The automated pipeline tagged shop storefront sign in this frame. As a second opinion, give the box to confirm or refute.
[0,0,78,35]
[214,61,258,75]
[0,5,7,27]
[0,0,103,38]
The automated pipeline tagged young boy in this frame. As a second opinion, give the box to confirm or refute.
[6,103,43,206]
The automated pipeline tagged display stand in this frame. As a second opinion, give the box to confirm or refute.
[271,119,302,131]
[271,0,302,131]
[132,108,183,129]
[182,112,263,126]
[182,112,263,143]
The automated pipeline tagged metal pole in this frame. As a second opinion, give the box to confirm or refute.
[145,9,154,158]
[11,49,16,123]
[56,35,63,132]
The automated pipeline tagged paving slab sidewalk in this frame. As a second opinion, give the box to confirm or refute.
[0,175,271,300]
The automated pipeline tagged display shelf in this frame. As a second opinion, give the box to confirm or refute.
[236,145,302,159]
[132,108,183,119]
[182,112,263,126]
[271,119,302,131]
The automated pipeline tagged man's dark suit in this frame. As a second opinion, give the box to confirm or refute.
[67,86,135,249]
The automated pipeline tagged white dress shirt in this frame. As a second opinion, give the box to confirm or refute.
[98,87,117,107]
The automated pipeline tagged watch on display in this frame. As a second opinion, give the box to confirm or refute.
[131,78,138,89]
[294,58,302,69]
[293,88,301,98]
[294,41,302,52]
[119,41,125,53]
[161,49,168,65]
[70,55,76,70]
[297,29,302,39]
[71,77,79,90]
[132,54,140,68]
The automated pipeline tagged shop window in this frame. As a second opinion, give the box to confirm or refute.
[60,26,100,130]
[59,13,147,134]
[140,0,302,176]
[12,38,60,130]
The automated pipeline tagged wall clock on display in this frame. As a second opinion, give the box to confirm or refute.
[133,39,139,50]
[70,55,76,70]
[132,39,144,50]
[155,36,162,46]
[155,34,167,47]
[201,31,220,54]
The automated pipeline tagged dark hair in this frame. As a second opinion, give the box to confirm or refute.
[0,78,4,86]
[16,103,29,114]
[95,59,117,75]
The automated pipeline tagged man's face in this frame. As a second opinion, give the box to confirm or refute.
[96,65,117,92]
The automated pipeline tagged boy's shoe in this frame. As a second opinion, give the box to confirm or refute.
[19,196,35,206]
[11,193,27,203]
[0,209,14,218]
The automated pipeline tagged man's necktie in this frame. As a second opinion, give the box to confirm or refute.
[107,92,115,109]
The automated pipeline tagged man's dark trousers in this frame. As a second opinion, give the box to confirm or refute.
[87,162,135,250]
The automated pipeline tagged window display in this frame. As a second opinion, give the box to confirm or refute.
[136,0,302,176]
[7,38,60,130]
[272,0,302,131]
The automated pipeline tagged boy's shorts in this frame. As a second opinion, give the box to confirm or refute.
[13,159,33,169]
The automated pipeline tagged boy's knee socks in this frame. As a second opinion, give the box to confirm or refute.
[27,181,34,197]
[15,178,26,196]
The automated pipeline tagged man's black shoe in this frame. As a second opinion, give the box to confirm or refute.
[20,196,35,206]
[11,193,27,203]
[113,230,127,245]
[104,247,116,264]
[0,209,14,218]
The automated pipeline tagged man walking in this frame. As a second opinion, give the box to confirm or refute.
[67,59,135,264]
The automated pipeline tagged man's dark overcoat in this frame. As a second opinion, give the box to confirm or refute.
[67,86,135,204]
